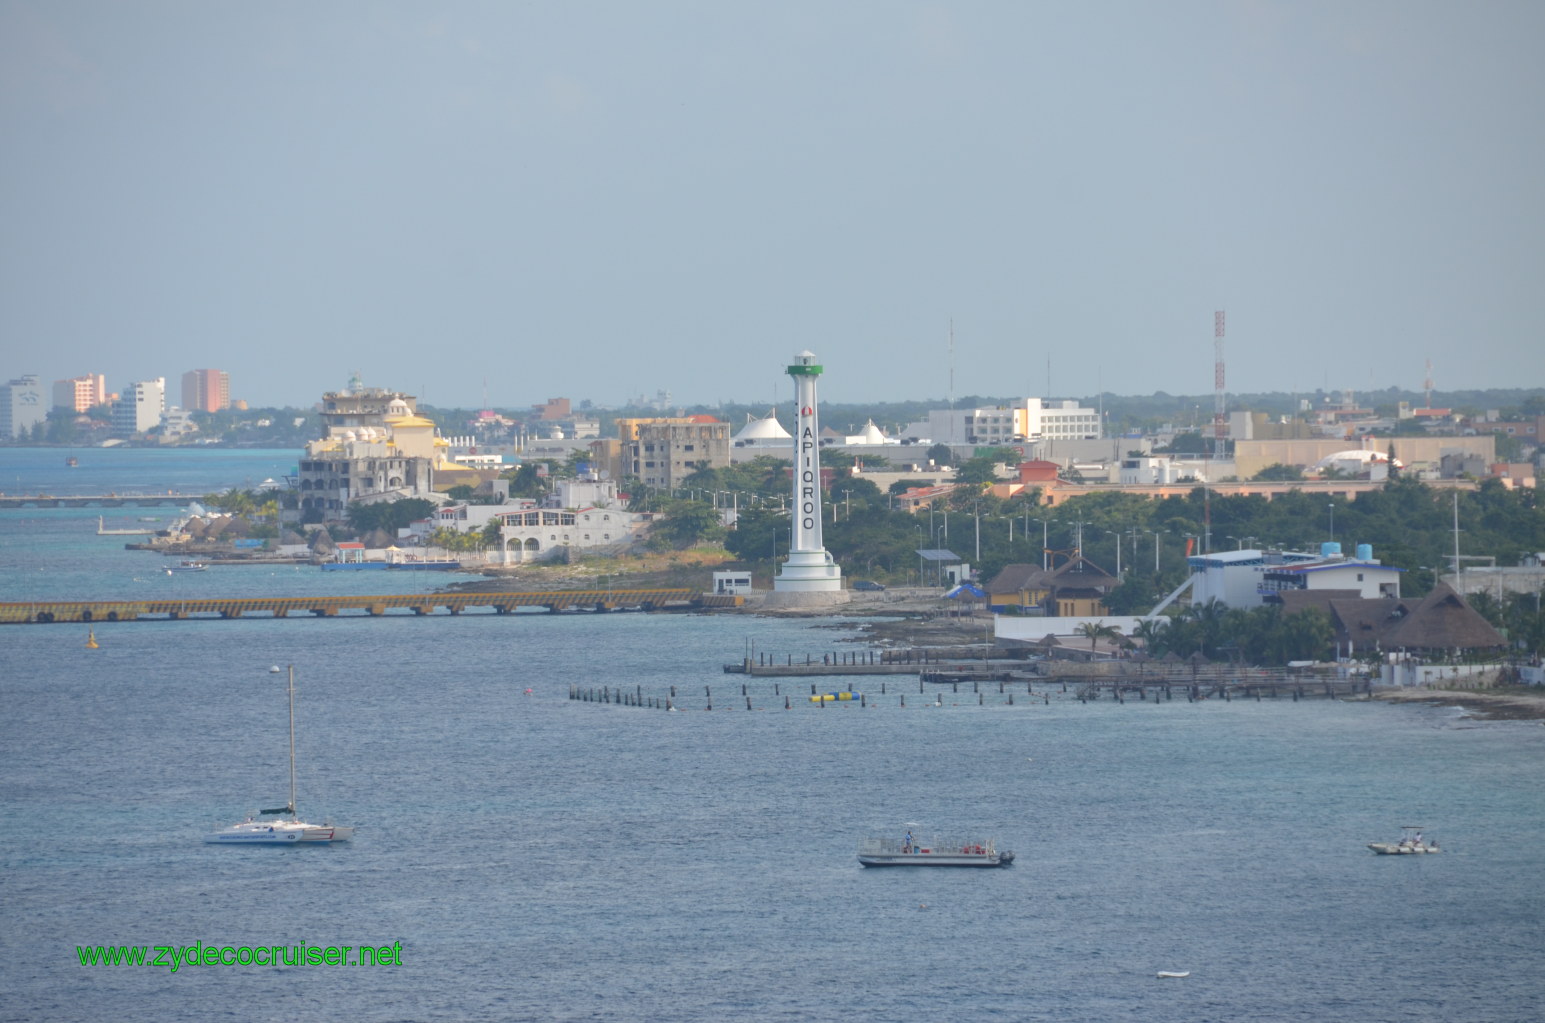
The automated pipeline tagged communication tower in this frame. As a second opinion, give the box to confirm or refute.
[1213,310,1226,455]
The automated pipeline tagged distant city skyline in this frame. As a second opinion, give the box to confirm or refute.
[3,3,1541,408]
[2,359,1539,416]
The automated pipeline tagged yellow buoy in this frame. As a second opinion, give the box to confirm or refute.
[85,628,99,649]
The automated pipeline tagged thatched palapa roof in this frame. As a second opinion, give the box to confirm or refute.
[1379,583,1506,650]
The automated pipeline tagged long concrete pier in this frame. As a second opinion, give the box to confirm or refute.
[1,589,740,624]
[0,493,204,509]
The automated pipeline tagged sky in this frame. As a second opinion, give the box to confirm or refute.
[2,1,1542,411]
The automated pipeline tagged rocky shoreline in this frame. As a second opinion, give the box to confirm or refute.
[1369,687,1545,721]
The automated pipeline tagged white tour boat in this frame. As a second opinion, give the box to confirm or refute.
[858,832,1014,867]
[1368,826,1439,855]
[206,665,353,845]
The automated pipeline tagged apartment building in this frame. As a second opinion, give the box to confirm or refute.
[1,375,47,439]
[181,369,230,413]
[620,416,730,490]
[53,373,108,413]
[112,378,166,437]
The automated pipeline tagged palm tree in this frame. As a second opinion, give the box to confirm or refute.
[1077,621,1122,653]
[1132,617,1168,655]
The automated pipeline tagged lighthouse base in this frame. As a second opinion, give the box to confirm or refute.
[768,549,848,607]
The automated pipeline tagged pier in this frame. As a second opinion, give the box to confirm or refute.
[0,493,204,509]
[0,589,740,624]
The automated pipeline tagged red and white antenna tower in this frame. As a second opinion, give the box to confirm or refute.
[1213,310,1226,454]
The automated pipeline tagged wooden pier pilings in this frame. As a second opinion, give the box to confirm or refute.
[568,673,1369,711]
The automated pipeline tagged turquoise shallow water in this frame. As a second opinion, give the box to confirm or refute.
[1,450,1542,1022]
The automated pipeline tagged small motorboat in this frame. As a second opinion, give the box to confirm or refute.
[1156,971,1190,979]
[168,560,207,572]
[1369,826,1440,855]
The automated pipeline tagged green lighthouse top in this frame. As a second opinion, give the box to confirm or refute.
[787,350,823,376]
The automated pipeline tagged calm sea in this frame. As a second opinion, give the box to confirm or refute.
[1,449,1542,1022]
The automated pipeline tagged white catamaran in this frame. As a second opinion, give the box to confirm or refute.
[205,665,353,845]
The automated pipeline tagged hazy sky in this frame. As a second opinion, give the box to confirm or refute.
[2,1,1541,410]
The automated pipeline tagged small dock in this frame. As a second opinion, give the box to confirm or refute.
[1,589,741,624]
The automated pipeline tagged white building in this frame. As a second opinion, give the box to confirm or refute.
[1189,543,1403,609]
[1023,398,1103,441]
[495,504,647,563]
[112,377,165,436]
[905,397,1103,452]
[159,406,200,441]
[1119,456,1180,485]
[1,374,47,440]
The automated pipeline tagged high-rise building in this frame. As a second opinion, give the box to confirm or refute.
[1,375,47,440]
[113,378,166,437]
[181,369,230,413]
[52,374,107,413]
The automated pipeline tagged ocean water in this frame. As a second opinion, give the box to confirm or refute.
[1,450,1542,1022]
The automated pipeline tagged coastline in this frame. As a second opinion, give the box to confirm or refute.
[1371,687,1545,721]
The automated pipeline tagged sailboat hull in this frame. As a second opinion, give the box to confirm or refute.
[205,820,351,844]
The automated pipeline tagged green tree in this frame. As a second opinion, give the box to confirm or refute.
[723,508,789,563]
[952,454,1005,489]
[647,498,726,550]
[347,497,437,534]
[502,463,550,500]
[1251,463,1304,482]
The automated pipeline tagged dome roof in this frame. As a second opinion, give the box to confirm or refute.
[734,410,792,442]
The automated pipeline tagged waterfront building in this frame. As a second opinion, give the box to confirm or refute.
[1,374,47,440]
[112,377,165,437]
[181,369,230,412]
[297,393,438,522]
[159,406,199,441]
[52,373,107,413]
[1188,544,1402,610]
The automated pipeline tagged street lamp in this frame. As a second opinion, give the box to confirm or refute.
[1030,518,1050,571]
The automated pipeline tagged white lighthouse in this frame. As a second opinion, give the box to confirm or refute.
[769,351,847,605]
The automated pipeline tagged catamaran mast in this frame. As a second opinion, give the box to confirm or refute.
[288,664,297,819]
